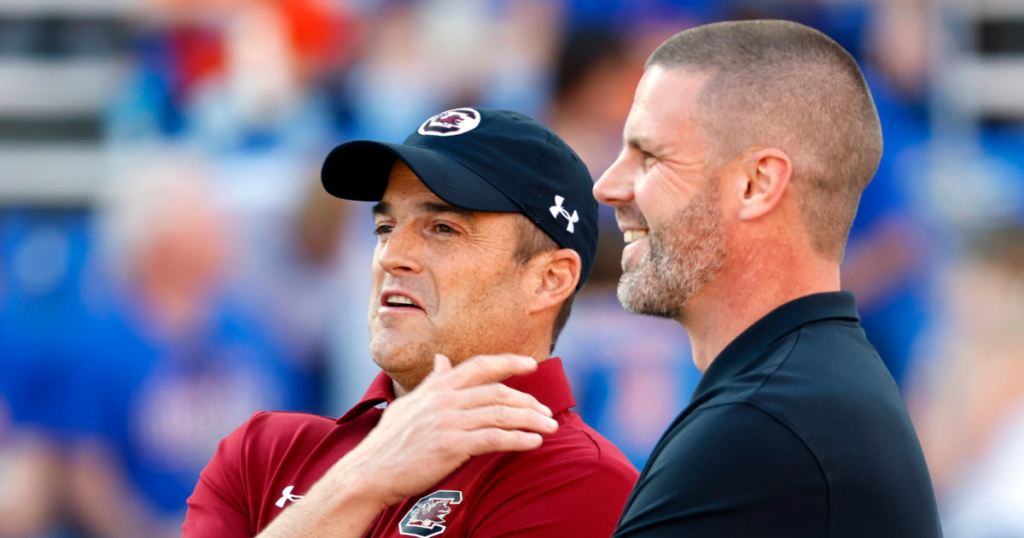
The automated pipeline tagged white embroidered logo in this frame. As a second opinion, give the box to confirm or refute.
[275,485,304,508]
[417,108,481,137]
[549,195,579,233]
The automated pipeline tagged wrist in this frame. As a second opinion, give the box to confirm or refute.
[316,452,393,515]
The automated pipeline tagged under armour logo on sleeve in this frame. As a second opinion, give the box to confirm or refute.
[275,485,304,508]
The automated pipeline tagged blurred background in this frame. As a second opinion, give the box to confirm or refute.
[0,0,1022,536]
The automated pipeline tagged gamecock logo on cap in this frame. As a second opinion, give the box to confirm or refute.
[398,490,463,537]
[418,108,481,137]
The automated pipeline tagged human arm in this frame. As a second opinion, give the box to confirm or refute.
[613,403,828,538]
[184,353,559,538]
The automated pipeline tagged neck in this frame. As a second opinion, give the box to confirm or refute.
[391,328,553,398]
[678,247,840,372]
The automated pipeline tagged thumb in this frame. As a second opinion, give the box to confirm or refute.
[433,354,453,375]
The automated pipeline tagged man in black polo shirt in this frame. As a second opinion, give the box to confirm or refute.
[593,20,942,537]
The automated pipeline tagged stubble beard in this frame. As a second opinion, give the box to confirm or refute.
[617,177,727,319]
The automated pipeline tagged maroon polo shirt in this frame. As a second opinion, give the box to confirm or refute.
[183,358,639,538]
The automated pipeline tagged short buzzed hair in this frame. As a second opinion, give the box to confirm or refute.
[647,20,883,262]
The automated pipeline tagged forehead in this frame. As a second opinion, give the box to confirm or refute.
[381,161,441,204]
[625,66,710,151]
[376,161,519,237]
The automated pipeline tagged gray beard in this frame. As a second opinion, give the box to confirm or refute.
[617,178,727,318]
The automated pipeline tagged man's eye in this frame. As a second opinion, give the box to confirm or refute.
[434,223,457,234]
[642,151,656,164]
[374,224,393,235]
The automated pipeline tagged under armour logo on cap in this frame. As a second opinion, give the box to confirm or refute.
[549,195,579,233]
[418,108,481,137]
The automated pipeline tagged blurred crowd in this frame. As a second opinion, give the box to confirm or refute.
[1,0,1023,537]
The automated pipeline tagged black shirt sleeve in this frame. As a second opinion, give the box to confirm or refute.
[613,403,829,538]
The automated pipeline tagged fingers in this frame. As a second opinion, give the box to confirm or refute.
[462,428,544,456]
[456,405,559,435]
[457,383,552,417]
[442,354,538,390]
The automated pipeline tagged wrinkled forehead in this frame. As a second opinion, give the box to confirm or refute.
[624,66,711,153]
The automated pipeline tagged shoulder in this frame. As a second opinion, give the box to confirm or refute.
[644,402,825,496]
[663,402,819,461]
[215,411,338,469]
[617,403,828,537]
[749,319,903,432]
[477,409,639,506]
[237,410,337,447]
[195,411,337,499]
[504,410,638,484]
[461,411,638,537]
[242,410,338,438]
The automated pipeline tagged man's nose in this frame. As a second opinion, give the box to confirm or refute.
[593,154,634,207]
[376,225,424,275]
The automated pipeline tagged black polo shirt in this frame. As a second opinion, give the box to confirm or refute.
[613,292,942,538]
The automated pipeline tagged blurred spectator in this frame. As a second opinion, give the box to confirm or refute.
[108,0,355,150]
[226,171,375,414]
[548,26,637,179]
[61,161,308,537]
[346,0,561,142]
[909,227,1024,537]
[0,210,98,537]
[864,0,929,103]
[0,397,62,538]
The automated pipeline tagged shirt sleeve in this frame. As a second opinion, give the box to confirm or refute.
[613,403,828,538]
[182,413,260,538]
[464,447,638,538]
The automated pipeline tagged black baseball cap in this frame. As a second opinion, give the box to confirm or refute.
[321,108,598,291]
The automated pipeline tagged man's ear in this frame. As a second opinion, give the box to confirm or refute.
[526,248,581,315]
[737,148,793,221]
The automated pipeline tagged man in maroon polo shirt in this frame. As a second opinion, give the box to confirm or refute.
[183,108,638,538]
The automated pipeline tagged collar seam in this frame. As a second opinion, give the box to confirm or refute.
[750,329,802,400]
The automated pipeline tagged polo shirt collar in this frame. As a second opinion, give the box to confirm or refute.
[337,357,576,424]
[691,291,860,403]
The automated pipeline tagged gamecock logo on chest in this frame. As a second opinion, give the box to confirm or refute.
[398,490,464,537]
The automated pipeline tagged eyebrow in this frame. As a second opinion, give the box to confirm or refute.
[371,202,391,217]
[418,201,476,220]
[627,135,656,152]
[371,200,477,221]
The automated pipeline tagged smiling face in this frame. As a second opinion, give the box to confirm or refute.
[593,66,727,319]
[368,162,536,392]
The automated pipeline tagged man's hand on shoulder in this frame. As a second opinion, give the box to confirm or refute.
[257,353,558,538]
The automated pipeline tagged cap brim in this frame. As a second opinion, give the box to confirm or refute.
[321,141,520,212]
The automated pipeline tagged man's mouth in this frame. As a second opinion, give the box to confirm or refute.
[381,291,424,310]
[624,229,649,244]
[616,204,649,245]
